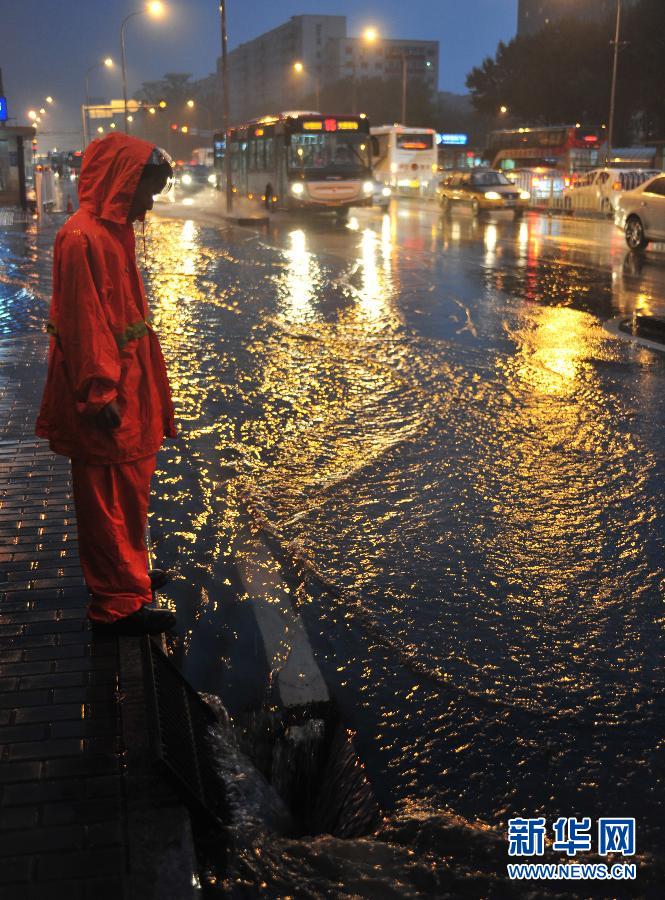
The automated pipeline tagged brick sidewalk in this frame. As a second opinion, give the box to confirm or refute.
[0,334,196,898]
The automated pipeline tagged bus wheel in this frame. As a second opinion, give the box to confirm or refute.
[265,186,276,212]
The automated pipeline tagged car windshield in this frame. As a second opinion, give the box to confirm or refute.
[471,171,512,187]
[288,132,371,176]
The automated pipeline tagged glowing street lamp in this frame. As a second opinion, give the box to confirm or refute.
[186,99,195,108]
[83,57,115,146]
[28,110,37,121]
[45,96,54,104]
[121,2,167,132]
[363,27,378,43]
[293,61,320,108]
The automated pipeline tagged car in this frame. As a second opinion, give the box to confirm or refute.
[615,173,665,250]
[372,181,392,209]
[178,165,217,192]
[437,168,529,217]
[564,167,661,214]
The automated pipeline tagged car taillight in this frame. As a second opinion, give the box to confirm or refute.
[612,181,622,191]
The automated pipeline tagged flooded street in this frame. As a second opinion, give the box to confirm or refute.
[2,199,664,890]
[141,200,665,856]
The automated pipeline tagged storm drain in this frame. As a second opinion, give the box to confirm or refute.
[142,636,224,827]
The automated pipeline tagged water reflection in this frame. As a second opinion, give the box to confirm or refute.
[136,207,665,865]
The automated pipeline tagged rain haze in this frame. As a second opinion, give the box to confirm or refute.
[4,0,518,148]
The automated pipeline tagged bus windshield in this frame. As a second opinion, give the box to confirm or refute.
[288,132,371,176]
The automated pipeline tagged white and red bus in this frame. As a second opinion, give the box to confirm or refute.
[486,125,603,198]
[370,125,438,197]
[214,111,374,215]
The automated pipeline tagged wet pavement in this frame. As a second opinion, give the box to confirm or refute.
[142,198,665,861]
[2,198,665,889]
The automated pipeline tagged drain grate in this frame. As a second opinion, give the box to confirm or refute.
[142,636,223,826]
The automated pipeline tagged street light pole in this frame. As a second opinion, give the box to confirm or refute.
[120,3,165,134]
[607,0,622,165]
[220,1,233,211]
[121,12,141,133]
[400,51,407,125]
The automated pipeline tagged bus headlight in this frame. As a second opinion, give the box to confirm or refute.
[381,187,392,197]
[181,173,192,186]
[484,191,501,200]
[207,174,217,185]
[291,182,304,196]
[363,181,374,194]
[520,190,530,200]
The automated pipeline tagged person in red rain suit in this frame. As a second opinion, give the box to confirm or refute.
[37,133,177,635]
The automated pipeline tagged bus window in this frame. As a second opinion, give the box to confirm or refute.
[396,132,433,150]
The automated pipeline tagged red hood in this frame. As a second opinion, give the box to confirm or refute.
[78,133,155,224]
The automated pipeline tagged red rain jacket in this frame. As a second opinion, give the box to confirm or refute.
[36,133,175,464]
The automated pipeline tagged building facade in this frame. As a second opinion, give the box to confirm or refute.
[225,16,439,124]
[517,0,623,36]
[323,36,438,99]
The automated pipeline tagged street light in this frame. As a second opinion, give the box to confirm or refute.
[607,0,622,165]
[120,2,166,132]
[500,105,508,115]
[293,61,320,109]
[186,99,195,108]
[83,58,114,146]
[28,110,37,121]
[352,26,380,115]
[45,96,54,104]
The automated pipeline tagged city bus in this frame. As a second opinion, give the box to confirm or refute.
[370,125,438,196]
[486,125,603,198]
[213,111,374,215]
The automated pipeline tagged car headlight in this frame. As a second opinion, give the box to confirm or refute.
[363,181,374,194]
[484,191,501,200]
[291,182,304,196]
[381,187,392,197]
[207,174,216,185]
[520,191,530,200]
[181,173,192,186]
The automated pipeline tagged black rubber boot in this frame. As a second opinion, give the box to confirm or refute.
[149,568,171,590]
[91,605,176,636]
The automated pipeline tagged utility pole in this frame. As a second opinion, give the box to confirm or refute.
[607,0,622,165]
[401,52,407,125]
[220,1,233,211]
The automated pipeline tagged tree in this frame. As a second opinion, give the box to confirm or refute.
[466,0,665,144]
[299,76,438,128]
[466,20,611,127]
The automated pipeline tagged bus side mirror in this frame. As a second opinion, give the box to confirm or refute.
[371,137,380,157]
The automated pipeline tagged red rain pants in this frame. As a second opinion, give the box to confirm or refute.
[71,454,156,623]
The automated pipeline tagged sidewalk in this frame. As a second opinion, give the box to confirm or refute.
[0,310,196,891]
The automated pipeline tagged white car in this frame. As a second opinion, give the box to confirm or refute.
[565,168,661,213]
[615,173,665,250]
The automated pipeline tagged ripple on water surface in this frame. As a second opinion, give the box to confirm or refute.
[138,215,665,862]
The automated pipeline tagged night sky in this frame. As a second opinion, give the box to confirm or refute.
[4,0,518,150]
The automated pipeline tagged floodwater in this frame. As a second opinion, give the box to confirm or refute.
[141,202,665,888]
[2,202,664,893]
